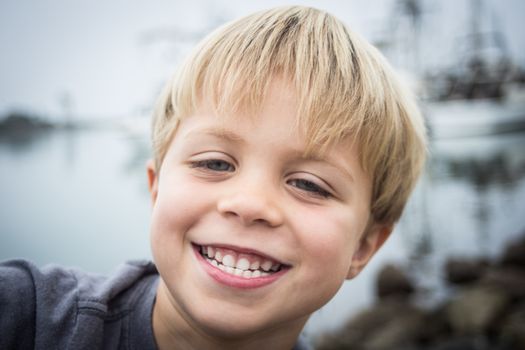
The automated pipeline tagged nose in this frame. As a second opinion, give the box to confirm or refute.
[217,186,284,227]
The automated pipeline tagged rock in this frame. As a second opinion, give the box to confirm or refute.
[480,266,525,299]
[446,286,510,335]
[498,301,525,350]
[444,258,489,285]
[418,305,452,343]
[315,299,423,350]
[361,306,425,350]
[376,264,415,300]
[426,336,492,350]
[500,234,525,267]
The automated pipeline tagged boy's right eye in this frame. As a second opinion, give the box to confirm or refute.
[190,159,235,172]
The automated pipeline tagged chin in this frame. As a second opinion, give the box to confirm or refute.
[188,302,280,339]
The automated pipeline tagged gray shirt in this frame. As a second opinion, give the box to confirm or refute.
[0,259,159,349]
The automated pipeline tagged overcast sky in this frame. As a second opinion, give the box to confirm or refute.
[1,0,523,121]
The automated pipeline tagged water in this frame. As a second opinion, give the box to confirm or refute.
[0,127,152,273]
[1,125,524,339]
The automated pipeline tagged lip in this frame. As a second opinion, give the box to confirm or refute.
[192,244,290,289]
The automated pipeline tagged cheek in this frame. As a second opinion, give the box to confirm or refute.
[298,208,364,274]
[149,175,206,259]
[154,170,208,224]
[284,208,364,312]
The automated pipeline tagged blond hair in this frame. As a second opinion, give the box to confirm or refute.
[151,6,427,224]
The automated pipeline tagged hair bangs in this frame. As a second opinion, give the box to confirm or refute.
[172,7,377,155]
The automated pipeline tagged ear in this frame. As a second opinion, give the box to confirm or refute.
[346,222,393,279]
[146,159,159,205]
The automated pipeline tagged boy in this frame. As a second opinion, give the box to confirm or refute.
[0,6,426,349]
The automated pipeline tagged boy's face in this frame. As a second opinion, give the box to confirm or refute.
[147,79,391,338]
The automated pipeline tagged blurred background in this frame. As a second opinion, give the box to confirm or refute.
[1,0,524,346]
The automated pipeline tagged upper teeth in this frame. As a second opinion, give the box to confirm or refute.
[200,245,282,278]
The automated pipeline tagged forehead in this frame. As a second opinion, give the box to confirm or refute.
[185,78,302,141]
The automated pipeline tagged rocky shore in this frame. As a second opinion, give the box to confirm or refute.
[0,112,53,133]
[316,233,525,350]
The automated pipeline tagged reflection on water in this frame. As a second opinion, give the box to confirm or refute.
[0,125,524,338]
[398,132,525,309]
[416,132,524,256]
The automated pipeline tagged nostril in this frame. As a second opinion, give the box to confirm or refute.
[217,194,283,227]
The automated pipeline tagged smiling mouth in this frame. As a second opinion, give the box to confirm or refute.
[195,244,286,279]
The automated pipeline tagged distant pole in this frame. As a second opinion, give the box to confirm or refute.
[470,0,482,61]
[59,92,74,128]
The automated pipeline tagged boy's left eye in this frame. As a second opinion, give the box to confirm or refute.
[288,178,332,198]
[191,159,235,172]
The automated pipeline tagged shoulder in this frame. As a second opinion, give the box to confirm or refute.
[0,259,154,319]
[74,260,157,303]
[0,259,52,349]
[73,260,159,322]
[0,259,38,291]
[0,259,159,349]
[0,260,45,320]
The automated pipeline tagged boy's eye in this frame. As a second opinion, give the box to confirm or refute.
[191,159,235,172]
[288,178,331,198]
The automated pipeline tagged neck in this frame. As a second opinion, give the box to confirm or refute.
[152,280,307,350]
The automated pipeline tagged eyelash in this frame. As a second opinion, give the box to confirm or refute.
[190,159,235,172]
[287,179,332,198]
[189,159,332,199]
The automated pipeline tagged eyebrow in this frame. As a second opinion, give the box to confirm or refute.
[286,150,355,182]
[297,153,355,183]
[184,127,246,144]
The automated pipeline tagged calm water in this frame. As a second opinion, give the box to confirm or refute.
[0,127,152,272]
[1,124,524,338]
